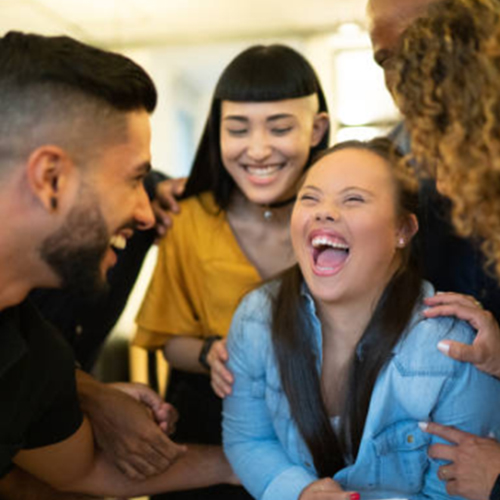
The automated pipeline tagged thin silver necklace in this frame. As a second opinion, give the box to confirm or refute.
[261,195,296,221]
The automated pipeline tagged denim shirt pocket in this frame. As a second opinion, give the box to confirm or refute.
[372,420,430,493]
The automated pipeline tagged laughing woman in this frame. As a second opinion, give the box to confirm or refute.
[134,44,329,499]
[222,138,500,500]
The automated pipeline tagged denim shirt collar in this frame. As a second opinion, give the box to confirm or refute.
[299,279,436,364]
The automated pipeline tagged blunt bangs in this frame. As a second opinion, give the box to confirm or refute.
[214,45,321,104]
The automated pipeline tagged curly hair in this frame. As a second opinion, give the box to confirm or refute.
[391,0,500,277]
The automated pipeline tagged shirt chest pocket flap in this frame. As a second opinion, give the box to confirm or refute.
[371,420,431,493]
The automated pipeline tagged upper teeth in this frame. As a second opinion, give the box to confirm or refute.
[246,165,282,177]
[311,236,349,250]
[110,234,127,250]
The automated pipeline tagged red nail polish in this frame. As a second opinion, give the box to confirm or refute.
[350,494,360,500]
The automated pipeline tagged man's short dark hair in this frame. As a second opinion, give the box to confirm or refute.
[0,31,157,170]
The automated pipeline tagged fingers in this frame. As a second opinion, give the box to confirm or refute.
[436,339,485,365]
[207,340,234,398]
[437,463,457,482]
[211,369,233,398]
[424,292,481,309]
[421,421,471,445]
[423,302,488,332]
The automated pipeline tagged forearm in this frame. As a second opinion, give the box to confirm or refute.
[0,467,100,500]
[163,335,206,374]
[65,444,234,497]
[75,369,106,413]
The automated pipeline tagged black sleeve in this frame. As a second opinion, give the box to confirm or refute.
[22,303,83,449]
[491,474,500,500]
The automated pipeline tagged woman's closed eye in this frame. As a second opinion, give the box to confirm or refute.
[299,193,319,203]
[344,195,365,204]
[227,128,248,136]
[271,126,293,136]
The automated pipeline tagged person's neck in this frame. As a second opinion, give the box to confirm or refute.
[228,189,295,225]
[0,207,53,311]
[317,282,389,357]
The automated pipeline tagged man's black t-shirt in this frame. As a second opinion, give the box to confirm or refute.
[0,300,83,477]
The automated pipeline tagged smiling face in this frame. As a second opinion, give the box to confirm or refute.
[219,95,328,205]
[291,147,411,307]
[40,109,155,294]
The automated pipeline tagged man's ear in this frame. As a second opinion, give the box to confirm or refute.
[26,146,73,212]
[396,213,419,248]
[311,112,330,147]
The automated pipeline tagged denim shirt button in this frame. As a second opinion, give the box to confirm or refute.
[407,434,415,444]
[305,461,311,467]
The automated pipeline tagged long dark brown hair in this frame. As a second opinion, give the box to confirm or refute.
[271,138,422,477]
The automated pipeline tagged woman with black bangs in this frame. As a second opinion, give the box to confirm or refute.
[134,44,330,499]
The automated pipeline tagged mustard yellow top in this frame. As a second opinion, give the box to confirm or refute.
[134,192,261,349]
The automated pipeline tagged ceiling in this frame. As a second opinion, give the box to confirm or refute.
[0,0,369,48]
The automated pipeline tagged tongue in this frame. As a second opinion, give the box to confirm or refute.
[316,248,348,268]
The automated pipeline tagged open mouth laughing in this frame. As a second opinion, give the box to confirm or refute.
[310,231,350,276]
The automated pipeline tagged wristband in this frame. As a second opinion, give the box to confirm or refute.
[198,335,222,371]
[490,474,500,500]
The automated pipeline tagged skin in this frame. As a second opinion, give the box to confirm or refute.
[0,109,234,496]
[220,96,328,205]
[368,0,500,497]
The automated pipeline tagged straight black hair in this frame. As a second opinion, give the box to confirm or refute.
[271,138,422,477]
[182,44,330,210]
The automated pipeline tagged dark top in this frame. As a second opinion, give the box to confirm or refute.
[391,123,500,323]
[0,300,83,478]
[29,169,167,371]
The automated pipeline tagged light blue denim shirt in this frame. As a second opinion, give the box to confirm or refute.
[223,281,500,500]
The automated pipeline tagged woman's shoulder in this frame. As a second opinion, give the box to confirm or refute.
[174,192,223,224]
[227,282,279,342]
[393,314,475,376]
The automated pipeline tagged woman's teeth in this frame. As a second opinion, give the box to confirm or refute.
[245,165,283,177]
[311,236,349,251]
[110,234,127,250]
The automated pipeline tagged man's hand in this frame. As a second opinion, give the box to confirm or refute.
[109,382,178,435]
[299,478,359,500]
[423,292,500,378]
[422,421,500,500]
[76,373,186,480]
[152,178,187,237]
[207,339,234,398]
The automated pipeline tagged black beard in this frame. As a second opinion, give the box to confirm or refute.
[40,188,111,299]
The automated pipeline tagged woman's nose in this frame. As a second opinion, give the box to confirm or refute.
[247,132,272,161]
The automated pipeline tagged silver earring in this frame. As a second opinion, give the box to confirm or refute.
[398,237,405,247]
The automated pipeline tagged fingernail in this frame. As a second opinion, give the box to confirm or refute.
[437,341,450,355]
[436,291,444,295]
[350,493,360,500]
[418,421,429,432]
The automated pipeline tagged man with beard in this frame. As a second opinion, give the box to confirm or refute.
[367,1,500,499]
[0,31,234,499]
